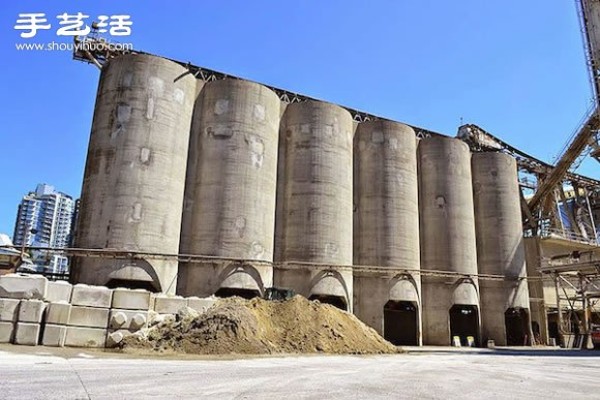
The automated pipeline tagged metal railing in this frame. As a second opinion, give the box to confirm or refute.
[539,226,599,246]
[0,245,528,283]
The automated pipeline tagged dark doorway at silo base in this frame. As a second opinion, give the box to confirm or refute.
[549,321,559,345]
[308,294,347,311]
[449,305,479,347]
[106,279,158,292]
[383,300,418,346]
[505,308,531,346]
[531,321,541,345]
[215,288,260,300]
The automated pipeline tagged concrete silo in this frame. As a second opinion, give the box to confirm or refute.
[274,101,354,311]
[72,54,196,293]
[176,80,208,295]
[353,120,421,345]
[473,152,532,346]
[419,136,480,346]
[178,79,280,298]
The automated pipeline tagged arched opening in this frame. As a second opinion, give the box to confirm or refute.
[215,287,260,299]
[106,279,158,293]
[383,300,418,346]
[449,305,479,347]
[308,294,347,311]
[505,307,531,346]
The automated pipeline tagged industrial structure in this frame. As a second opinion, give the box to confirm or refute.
[418,137,482,346]
[180,79,279,298]
[4,1,595,348]
[62,46,550,347]
[353,121,421,345]
[71,55,196,293]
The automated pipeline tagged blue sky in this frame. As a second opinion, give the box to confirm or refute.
[0,0,597,237]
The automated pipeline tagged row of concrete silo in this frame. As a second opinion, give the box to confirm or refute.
[72,53,532,346]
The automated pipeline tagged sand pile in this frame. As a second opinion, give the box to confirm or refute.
[122,295,398,355]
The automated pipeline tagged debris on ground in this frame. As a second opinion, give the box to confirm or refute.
[121,295,398,355]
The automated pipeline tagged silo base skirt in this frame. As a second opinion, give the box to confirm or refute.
[273,265,353,312]
[422,278,480,346]
[479,280,533,346]
[177,261,272,298]
[71,258,177,294]
[353,273,422,346]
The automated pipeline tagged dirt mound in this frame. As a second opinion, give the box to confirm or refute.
[122,295,398,355]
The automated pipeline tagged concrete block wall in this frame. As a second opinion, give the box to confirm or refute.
[0,274,216,349]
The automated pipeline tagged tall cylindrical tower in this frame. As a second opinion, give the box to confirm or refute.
[274,100,354,310]
[73,54,196,293]
[353,120,421,345]
[419,136,480,345]
[473,152,532,346]
[179,79,280,298]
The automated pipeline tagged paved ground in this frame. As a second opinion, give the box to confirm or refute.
[1,345,599,399]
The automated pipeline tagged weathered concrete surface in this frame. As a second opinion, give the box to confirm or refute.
[186,297,216,313]
[68,306,110,329]
[275,101,353,307]
[179,80,279,296]
[111,288,151,311]
[353,120,419,268]
[18,300,46,323]
[42,324,67,347]
[0,322,14,343]
[180,261,272,298]
[186,79,280,261]
[64,327,107,348]
[45,302,71,325]
[45,281,72,303]
[73,54,196,294]
[353,120,421,341]
[274,265,353,312]
[14,323,40,346]
[0,298,20,322]
[176,81,207,296]
[276,101,353,265]
[524,237,548,344]
[1,347,599,399]
[109,309,148,331]
[106,330,131,347]
[472,152,532,346]
[70,284,112,309]
[0,274,47,300]
[353,273,421,344]
[152,294,187,314]
[418,137,480,345]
